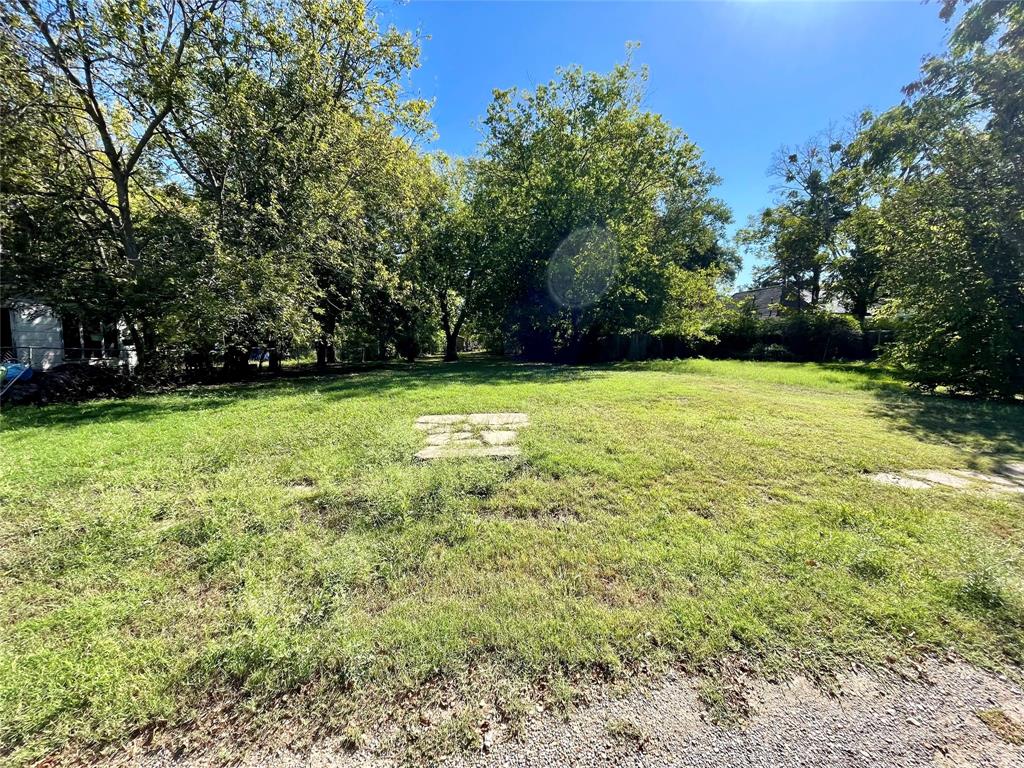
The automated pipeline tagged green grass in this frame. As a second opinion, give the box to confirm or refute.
[1,357,1023,763]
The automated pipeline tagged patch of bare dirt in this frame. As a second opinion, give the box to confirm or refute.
[108,659,1024,768]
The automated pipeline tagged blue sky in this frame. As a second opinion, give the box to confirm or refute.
[379,1,953,286]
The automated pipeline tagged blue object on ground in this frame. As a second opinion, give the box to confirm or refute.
[2,364,32,382]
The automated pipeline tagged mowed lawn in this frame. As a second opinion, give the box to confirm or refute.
[2,358,1023,762]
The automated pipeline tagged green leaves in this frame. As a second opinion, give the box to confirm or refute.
[470,53,731,360]
[858,0,1024,398]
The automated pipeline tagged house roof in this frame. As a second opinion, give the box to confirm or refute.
[731,284,788,312]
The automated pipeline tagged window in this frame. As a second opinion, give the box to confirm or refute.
[60,316,120,361]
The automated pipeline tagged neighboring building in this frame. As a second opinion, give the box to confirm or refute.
[731,284,804,317]
[1,301,131,370]
[731,284,848,317]
[1,303,64,368]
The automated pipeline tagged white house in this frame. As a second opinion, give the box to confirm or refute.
[1,301,132,370]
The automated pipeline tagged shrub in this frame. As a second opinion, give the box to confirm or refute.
[747,342,794,362]
[20,364,134,405]
[763,311,864,362]
[701,302,763,358]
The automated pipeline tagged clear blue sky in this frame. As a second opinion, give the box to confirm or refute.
[378,1,952,287]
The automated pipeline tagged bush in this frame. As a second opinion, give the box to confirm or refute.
[748,342,794,362]
[762,311,864,362]
[705,307,865,362]
[701,302,763,358]
[37,364,135,404]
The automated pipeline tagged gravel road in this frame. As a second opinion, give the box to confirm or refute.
[124,659,1024,768]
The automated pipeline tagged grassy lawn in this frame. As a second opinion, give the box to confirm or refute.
[2,358,1023,763]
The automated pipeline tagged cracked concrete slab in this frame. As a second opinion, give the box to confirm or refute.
[906,470,975,489]
[414,414,528,460]
[481,430,518,446]
[416,444,521,460]
[870,472,933,490]
[869,465,1024,495]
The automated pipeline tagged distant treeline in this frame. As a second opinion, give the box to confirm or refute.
[2,0,1020,398]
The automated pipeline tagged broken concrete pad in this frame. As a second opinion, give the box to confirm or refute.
[415,414,468,426]
[414,413,529,460]
[467,412,529,427]
[906,470,974,489]
[415,417,466,434]
[870,465,1024,495]
[950,469,1022,489]
[481,430,518,446]
[1000,461,1024,481]
[870,472,934,490]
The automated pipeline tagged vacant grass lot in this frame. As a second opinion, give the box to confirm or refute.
[2,358,1023,763]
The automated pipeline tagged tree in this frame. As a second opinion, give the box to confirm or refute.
[830,205,885,322]
[738,130,855,309]
[408,156,498,362]
[4,0,227,364]
[3,0,431,371]
[847,0,1024,397]
[471,51,732,361]
[736,203,823,310]
[657,265,735,343]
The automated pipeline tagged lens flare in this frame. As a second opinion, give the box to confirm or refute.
[546,226,619,309]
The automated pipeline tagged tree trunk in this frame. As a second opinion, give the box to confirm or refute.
[443,331,459,362]
[443,314,465,362]
[224,347,249,376]
[125,321,146,367]
[315,340,337,368]
[316,315,338,369]
[852,298,869,324]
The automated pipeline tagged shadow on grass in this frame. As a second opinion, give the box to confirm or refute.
[0,357,604,433]
[9,355,1020,459]
[868,389,1024,459]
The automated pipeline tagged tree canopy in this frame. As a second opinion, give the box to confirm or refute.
[2,0,1019,397]
[737,0,1022,397]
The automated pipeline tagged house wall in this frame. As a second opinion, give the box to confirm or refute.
[8,304,64,369]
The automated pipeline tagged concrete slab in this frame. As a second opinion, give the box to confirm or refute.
[949,469,1020,488]
[481,430,518,446]
[1000,461,1024,480]
[414,413,528,460]
[870,466,1024,495]
[906,470,974,489]
[870,472,933,490]
[414,415,468,428]
[467,413,529,427]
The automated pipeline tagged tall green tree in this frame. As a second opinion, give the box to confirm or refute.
[159,0,429,366]
[472,52,731,361]
[829,205,886,322]
[848,0,1024,397]
[3,0,430,370]
[4,0,226,364]
[738,132,856,310]
[408,156,497,362]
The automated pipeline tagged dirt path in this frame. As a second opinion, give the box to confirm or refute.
[127,660,1024,768]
